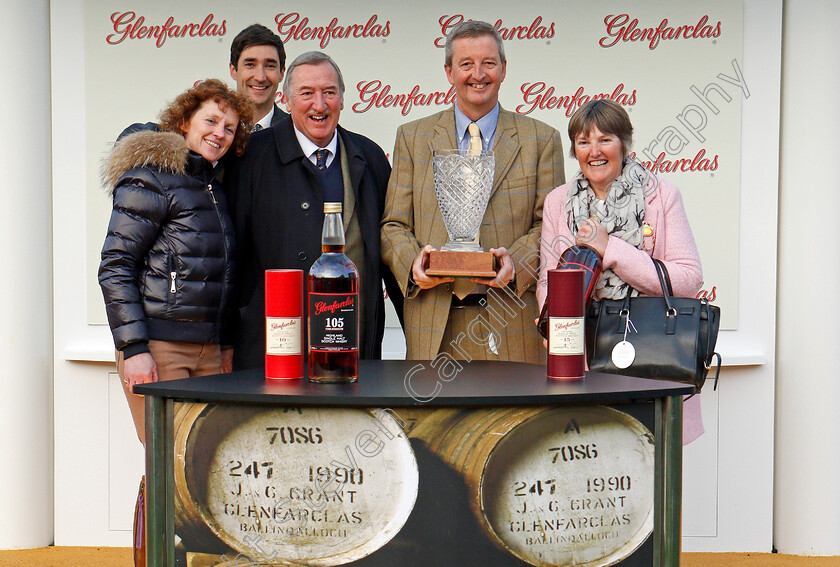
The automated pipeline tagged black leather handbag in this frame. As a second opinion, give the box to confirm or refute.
[585,258,721,393]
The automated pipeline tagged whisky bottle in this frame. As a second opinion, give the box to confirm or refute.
[308,202,359,383]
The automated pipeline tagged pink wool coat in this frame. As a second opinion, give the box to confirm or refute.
[537,174,706,444]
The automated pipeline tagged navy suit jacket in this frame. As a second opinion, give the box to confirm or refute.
[269,104,287,127]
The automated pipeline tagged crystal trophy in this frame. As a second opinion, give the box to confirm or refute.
[425,148,497,278]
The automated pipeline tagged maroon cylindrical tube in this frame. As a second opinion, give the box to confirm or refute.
[265,269,304,380]
[546,268,585,380]
[537,245,602,339]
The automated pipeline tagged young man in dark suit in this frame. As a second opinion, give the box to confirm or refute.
[228,24,288,130]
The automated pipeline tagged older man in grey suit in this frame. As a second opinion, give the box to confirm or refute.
[381,21,565,364]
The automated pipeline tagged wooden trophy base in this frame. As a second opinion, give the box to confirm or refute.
[426,250,497,278]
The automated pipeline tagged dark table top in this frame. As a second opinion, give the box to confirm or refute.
[134,360,693,407]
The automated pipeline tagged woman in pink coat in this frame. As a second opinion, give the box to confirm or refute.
[537,99,705,443]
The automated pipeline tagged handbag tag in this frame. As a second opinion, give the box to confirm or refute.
[612,311,637,369]
[612,340,636,369]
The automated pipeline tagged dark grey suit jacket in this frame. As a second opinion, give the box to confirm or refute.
[269,104,287,127]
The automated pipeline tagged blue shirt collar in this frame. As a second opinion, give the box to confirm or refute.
[454,103,500,152]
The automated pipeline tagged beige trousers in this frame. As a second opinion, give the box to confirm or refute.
[117,340,222,445]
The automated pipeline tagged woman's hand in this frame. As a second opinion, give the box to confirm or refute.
[575,218,609,258]
[123,352,159,391]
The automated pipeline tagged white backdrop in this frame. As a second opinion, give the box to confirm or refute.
[52,0,783,553]
[83,0,742,327]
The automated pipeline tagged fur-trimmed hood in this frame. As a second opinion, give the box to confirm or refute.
[102,130,189,193]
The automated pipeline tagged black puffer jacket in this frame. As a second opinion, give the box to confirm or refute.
[99,130,235,358]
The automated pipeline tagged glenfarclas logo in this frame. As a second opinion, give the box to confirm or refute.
[354,81,457,115]
[270,320,298,332]
[553,320,580,331]
[435,14,554,47]
[630,149,719,174]
[600,14,721,50]
[275,13,391,48]
[696,286,717,301]
[314,298,355,316]
[517,83,637,117]
[435,15,555,47]
[107,12,226,47]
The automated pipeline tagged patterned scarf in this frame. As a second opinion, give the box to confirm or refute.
[565,157,651,299]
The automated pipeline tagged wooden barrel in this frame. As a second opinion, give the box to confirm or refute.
[173,404,419,566]
[173,403,227,553]
[407,406,549,517]
[409,406,654,567]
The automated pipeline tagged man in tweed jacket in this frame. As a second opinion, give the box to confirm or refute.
[381,21,565,364]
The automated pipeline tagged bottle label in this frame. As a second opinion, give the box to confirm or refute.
[548,317,584,355]
[266,317,302,355]
[309,292,359,352]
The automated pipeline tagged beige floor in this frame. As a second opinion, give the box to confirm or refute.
[0,548,839,567]
[0,547,131,567]
[683,553,840,566]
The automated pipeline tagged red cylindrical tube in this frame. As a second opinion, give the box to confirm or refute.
[265,269,304,380]
[546,268,585,380]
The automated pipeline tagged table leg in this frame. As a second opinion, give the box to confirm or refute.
[654,394,683,567]
[145,396,175,566]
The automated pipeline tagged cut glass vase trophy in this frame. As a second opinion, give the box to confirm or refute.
[425,148,497,278]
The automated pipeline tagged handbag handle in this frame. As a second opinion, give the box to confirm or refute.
[654,258,721,388]
[618,257,677,319]
[653,258,674,296]
[652,258,676,317]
